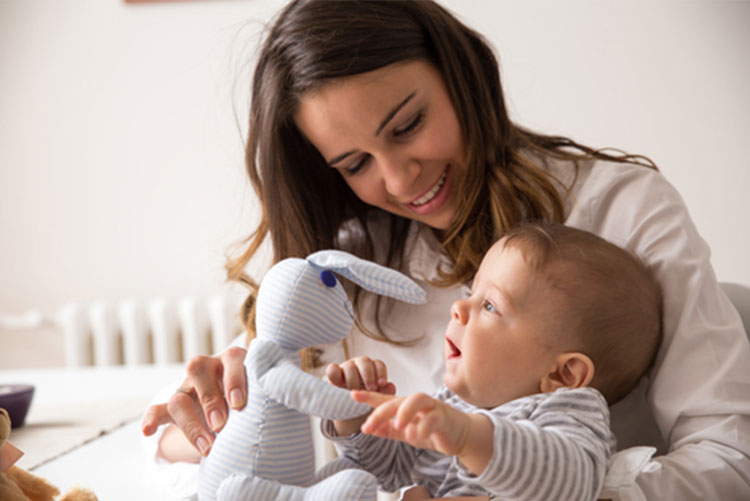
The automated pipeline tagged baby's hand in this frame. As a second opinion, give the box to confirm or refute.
[353,391,470,457]
[354,391,494,476]
[326,357,396,437]
[326,356,396,395]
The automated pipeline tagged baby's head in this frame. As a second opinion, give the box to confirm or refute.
[444,223,662,407]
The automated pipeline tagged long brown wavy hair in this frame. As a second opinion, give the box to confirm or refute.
[226,0,656,364]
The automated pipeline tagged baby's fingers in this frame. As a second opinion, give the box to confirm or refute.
[351,356,382,391]
[393,393,437,430]
[325,363,347,388]
[373,359,389,389]
[352,391,401,433]
[351,389,397,408]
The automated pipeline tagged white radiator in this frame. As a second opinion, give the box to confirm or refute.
[52,296,242,367]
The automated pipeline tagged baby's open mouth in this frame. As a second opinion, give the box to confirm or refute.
[446,338,461,358]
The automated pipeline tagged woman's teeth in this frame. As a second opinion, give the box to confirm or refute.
[411,170,447,206]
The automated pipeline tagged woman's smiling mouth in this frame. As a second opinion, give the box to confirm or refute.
[406,166,452,216]
[410,168,447,207]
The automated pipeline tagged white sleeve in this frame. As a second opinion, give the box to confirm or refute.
[566,162,750,500]
[139,334,247,500]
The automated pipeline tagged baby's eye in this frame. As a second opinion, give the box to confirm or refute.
[482,300,497,313]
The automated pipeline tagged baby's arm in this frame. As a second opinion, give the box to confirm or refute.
[352,391,494,476]
[325,356,396,436]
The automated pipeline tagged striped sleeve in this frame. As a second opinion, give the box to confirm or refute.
[458,388,613,501]
[320,419,420,492]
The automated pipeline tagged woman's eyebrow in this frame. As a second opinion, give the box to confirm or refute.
[327,150,357,166]
[375,91,417,136]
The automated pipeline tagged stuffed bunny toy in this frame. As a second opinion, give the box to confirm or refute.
[198,250,426,501]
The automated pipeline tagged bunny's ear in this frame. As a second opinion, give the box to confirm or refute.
[307,250,426,304]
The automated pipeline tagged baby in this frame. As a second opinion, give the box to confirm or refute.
[323,222,662,500]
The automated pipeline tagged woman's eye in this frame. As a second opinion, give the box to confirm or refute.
[393,111,424,137]
[343,154,370,176]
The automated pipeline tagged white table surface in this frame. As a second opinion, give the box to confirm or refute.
[1,364,186,500]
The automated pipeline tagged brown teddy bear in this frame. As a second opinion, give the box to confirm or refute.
[0,408,98,501]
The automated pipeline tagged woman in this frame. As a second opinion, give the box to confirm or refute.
[141,1,750,499]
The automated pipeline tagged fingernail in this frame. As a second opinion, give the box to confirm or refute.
[196,436,210,456]
[229,389,244,409]
[209,411,224,431]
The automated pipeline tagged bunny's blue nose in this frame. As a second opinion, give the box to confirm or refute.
[320,270,337,288]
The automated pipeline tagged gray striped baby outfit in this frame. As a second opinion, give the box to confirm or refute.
[323,386,615,500]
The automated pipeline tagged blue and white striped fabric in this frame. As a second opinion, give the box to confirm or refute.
[307,250,427,306]
[323,386,615,500]
[198,251,425,500]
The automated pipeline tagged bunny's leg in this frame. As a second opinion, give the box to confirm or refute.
[217,474,303,501]
[305,468,377,500]
[217,470,377,501]
[314,456,367,481]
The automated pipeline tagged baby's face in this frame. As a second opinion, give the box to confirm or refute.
[443,241,559,408]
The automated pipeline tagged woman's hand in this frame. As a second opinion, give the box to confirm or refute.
[325,356,396,436]
[140,346,248,459]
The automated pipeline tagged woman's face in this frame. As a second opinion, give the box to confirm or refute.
[294,60,466,230]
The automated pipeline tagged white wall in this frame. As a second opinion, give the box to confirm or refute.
[1,1,748,365]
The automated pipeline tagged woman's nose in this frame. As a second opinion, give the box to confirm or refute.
[450,299,469,324]
[378,154,419,198]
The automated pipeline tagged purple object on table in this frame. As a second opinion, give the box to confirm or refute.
[0,384,35,428]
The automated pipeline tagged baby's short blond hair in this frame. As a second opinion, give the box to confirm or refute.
[500,223,663,405]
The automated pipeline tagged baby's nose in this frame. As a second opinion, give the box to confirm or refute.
[450,299,469,323]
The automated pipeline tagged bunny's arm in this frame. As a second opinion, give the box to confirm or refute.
[256,359,371,420]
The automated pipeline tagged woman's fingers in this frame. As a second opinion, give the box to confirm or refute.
[141,402,172,436]
[185,354,230,433]
[141,347,249,457]
[220,346,248,410]
[166,383,215,456]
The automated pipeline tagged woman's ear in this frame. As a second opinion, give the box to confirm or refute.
[540,352,595,393]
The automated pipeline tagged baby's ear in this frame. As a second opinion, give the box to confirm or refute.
[540,352,595,393]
